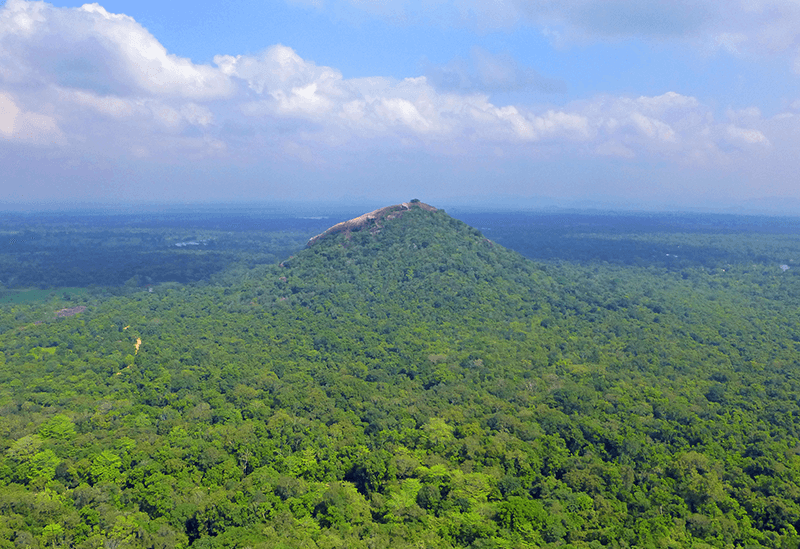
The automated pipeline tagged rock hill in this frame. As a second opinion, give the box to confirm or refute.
[307,200,437,247]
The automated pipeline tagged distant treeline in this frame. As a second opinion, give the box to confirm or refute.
[458,211,800,268]
[3,209,799,291]
[0,214,334,289]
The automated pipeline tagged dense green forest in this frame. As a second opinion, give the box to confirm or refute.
[0,211,331,289]
[2,203,800,548]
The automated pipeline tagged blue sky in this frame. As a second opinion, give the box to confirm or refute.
[2,0,800,211]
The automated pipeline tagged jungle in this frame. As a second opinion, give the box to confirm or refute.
[1,203,800,548]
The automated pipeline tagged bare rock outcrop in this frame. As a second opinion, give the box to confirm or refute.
[307,200,436,246]
[55,306,87,318]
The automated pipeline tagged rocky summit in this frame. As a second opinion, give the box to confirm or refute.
[307,200,437,246]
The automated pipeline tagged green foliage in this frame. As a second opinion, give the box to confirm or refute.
[0,211,325,289]
[89,450,122,484]
[3,204,800,547]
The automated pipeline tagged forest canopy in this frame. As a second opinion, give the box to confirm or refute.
[1,203,800,548]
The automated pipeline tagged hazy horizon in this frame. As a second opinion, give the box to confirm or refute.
[4,195,800,219]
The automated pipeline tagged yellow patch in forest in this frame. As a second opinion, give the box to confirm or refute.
[123,325,130,330]
[135,338,142,354]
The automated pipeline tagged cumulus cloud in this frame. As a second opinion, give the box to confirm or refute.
[222,53,587,146]
[0,92,63,145]
[726,125,769,145]
[192,47,782,162]
[0,0,233,98]
[0,0,792,201]
[0,0,237,161]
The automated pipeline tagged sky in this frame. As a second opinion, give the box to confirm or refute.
[1,0,800,212]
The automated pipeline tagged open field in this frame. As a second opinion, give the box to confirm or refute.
[0,287,88,305]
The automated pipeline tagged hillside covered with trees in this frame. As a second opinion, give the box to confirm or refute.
[2,202,800,548]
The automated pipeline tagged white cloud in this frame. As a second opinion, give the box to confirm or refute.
[181,103,214,127]
[0,0,794,202]
[0,92,62,145]
[726,124,769,145]
[0,0,233,99]
[0,93,20,135]
[215,45,342,97]
[220,54,590,145]
[374,97,432,133]
[274,83,338,116]
[217,48,775,165]
[60,89,137,119]
[0,1,241,163]
[533,110,591,140]
[575,92,713,158]
[630,113,677,142]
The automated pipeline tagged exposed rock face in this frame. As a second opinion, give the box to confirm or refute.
[307,200,437,247]
[55,306,87,318]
